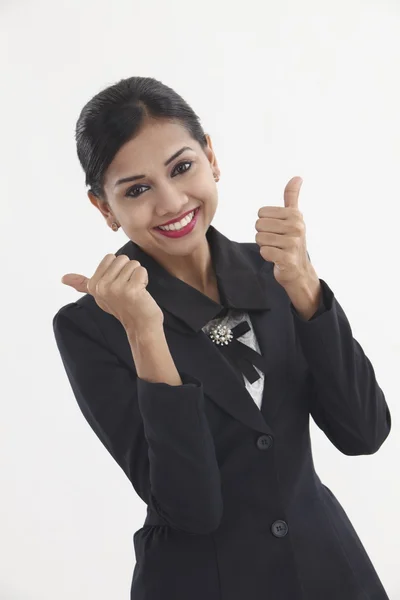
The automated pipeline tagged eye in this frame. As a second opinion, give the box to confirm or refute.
[173,161,192,176]
[125,160,193,198]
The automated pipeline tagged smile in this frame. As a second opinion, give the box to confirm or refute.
[154,207,201,239]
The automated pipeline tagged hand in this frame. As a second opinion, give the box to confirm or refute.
[255,176,312,288]
[61,254,164,332]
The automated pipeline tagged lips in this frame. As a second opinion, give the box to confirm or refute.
[155,207,198,228]
[154,206,200,238]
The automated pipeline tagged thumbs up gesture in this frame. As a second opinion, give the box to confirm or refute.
[61,254,164,334]
[255,176,312,288]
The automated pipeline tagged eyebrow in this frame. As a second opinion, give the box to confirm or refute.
[114,146,194,188]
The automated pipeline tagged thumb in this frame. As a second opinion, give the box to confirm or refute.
[284,176,303,209]
[61,273,90,294]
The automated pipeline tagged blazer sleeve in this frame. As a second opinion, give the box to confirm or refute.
[52,302,223,535]
[290,279,391,456]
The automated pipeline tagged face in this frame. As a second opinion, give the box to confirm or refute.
[89,118,220,272]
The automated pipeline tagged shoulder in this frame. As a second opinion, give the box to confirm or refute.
[53,293,98,327]
[52,293,118,347]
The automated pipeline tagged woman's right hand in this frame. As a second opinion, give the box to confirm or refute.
[61,254,164,333]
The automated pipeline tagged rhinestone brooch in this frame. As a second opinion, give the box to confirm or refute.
[209,323,234,345]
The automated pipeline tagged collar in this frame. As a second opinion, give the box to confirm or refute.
[115,224,272,333]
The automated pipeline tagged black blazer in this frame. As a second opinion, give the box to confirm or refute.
[53,225,391,600]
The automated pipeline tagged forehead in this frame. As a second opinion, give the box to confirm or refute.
[105,119,196,184]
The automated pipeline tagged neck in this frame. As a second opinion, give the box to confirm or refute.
[152,238,217,294]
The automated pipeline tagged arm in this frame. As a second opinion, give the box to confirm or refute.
[125,325,183,386]
[52,303,223,534]
[289,278,391,455]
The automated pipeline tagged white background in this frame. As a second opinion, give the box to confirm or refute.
[1,0,399,598]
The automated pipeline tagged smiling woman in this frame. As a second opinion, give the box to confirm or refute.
[53,75,391,600]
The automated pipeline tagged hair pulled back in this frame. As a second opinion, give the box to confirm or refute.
[75,76,208,201]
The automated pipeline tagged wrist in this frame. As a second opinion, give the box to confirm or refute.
[125,322,165,344]
[284,270,322,321]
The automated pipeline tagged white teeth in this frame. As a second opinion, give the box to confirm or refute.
[159,210,195,231]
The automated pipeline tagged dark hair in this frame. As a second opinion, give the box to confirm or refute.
[75,76,208,202]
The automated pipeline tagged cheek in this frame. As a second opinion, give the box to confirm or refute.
[123,205,150,231]
[191,176,218,203]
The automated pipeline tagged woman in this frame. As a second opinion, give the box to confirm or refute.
[53,76,391,599]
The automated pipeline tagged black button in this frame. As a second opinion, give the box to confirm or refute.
[256,434,273,450]
[271,520,288,538]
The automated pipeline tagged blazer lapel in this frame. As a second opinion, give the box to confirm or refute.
[106,310,273,435]
[163,312,274,435]
[106,225,292,434]
[104,270,291,437]
[250,307,290,425]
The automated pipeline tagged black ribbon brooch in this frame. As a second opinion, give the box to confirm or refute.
[208,320,265,384]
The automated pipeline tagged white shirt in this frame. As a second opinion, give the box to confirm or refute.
[202,309,264,410]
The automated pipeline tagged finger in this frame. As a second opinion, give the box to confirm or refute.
[255,217,289,233]
[89,254,119,287]
[100,255,143,286]
[86,254,124,294]
[255,231,288,249]
[258,206,288,219]
[61,273,90,293]
[284,176,303,209]
[126,263,149,289]
[118,260,147,285]
[259,245,283,264]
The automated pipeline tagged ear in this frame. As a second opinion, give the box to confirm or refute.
[87,190,112,223]
[204,134,220,176]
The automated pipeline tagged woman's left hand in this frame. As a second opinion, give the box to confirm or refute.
[255,176,313,288]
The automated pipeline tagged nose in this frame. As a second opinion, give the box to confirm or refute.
[155,183,189,218]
